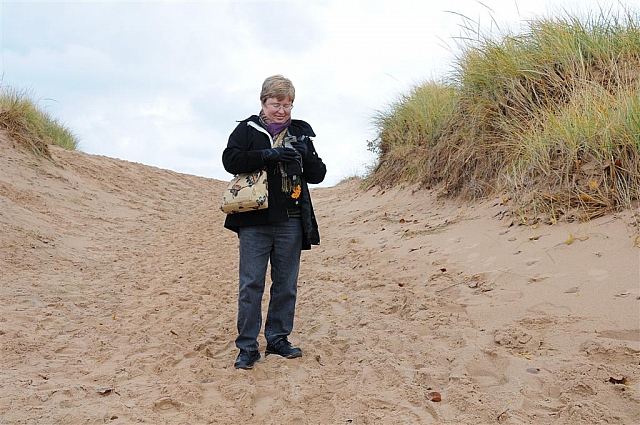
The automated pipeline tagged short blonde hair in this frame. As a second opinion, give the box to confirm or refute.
[260,75,295,104]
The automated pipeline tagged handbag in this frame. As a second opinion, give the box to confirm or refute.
[220,169,269,214]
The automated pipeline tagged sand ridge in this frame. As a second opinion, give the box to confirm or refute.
[1,134,639,424]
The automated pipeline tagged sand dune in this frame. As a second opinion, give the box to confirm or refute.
[1,133,639,424]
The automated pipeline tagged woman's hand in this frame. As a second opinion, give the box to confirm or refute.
[261,147,298,163]
[291,136,309,158]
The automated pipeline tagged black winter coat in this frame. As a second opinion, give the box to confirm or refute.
[222,115,327,250]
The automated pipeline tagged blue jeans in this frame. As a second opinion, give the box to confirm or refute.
[236,218,302,352]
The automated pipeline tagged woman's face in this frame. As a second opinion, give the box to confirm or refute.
[262,97,293,124]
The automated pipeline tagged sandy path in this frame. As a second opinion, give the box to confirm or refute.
[1,137,639,424]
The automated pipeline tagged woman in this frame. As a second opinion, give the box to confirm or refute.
[222,75,327,370]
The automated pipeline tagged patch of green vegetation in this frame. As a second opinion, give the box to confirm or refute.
[0,86,79,157]
[369,7,640,221]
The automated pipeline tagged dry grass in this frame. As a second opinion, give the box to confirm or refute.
[368,7,640,221]
[368,82,458,188]
[0,86,78,157]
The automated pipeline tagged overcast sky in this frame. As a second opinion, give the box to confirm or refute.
[1,0,633,186]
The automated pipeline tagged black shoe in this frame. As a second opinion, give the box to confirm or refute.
[234,350,260,369]
[265,338,302,359]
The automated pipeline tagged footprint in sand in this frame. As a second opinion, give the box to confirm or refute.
[464,352,510,387]
[254,393,277,415]
[153,397,182,412]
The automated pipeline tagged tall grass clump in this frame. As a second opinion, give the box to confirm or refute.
[0,86,79,157]
[368,81,458,187]
[369,6,640,220]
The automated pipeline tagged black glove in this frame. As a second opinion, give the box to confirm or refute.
[261,147,297,163]
[291,135,309,158]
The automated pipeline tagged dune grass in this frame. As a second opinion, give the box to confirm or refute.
[368,7,640,221]
[0,86,78,157]
[370,82,459,185]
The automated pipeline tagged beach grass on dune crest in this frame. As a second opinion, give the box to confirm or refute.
[0,86,79,156]
[369,6,640,221]
[370,82,459,185]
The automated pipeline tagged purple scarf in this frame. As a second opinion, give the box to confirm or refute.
[266,119,291,138]
[259,110,291,138]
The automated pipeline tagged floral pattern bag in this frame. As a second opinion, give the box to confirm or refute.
[220,169,269,214]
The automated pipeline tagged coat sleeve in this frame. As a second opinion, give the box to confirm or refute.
[302,138,326,184]
[222,122,266,175]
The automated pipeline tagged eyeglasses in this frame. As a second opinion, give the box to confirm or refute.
[266,103,293,111]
